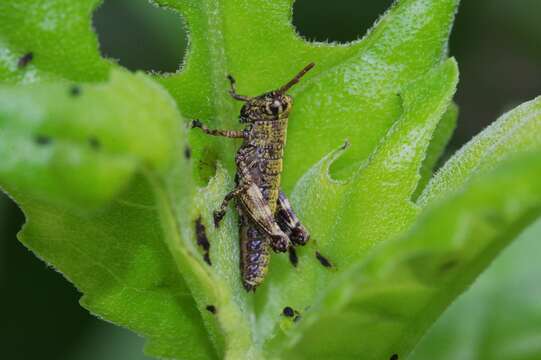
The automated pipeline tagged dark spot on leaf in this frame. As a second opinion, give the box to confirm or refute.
[440,259,459,273]
[484,211,505,226]
[203,253,211,266]
[198,148,218,186]
[288,247,298,267]
[70,85,81,97]
[205,305,216,314]
[282,306,295,317]
[34,135,52,146]
[184,146,191,159]
[315,251,333,268]
[390,354,399,360]
[195,216,211,265]
[18,52,33,68]
[88,137,101,150]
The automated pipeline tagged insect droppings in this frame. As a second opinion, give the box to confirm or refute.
[18,52,33,68]
[315,251,333,268]
[206,305,217,314]
[390,354,399,360]
[195,217,212,266]
[70,85,81,97]
[184,146,192,159]
[88,137,101,150]
[282,306,295,317]
[288,246,298,267]
[34,135,52,146]
[192,63,315,291]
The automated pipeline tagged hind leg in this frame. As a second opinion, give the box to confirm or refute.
[275,191,310,246]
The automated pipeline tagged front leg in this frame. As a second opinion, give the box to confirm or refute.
[276,191,310,246]
[191,119,245,139]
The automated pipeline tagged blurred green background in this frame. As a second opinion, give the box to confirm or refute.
[1,0,540,359]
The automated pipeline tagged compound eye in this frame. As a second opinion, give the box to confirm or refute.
[269,100,282,115]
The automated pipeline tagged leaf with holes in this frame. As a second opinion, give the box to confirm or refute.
[1,0,541,359]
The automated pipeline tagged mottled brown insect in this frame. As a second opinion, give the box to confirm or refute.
[192,63,314,291]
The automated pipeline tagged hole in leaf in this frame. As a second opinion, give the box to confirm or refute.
[292,0,394,43]
[93,0,187,73]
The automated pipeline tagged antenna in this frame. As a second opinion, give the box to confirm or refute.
[278,63,315,94]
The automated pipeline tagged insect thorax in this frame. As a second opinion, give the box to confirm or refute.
[239,117,288,212]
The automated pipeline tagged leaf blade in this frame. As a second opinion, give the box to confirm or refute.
[280,152,541,360]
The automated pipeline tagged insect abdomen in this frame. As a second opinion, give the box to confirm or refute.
[238,210,271,291]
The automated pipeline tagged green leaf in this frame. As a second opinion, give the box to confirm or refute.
[18,176,215,360]
[2,1,541,359]
[411,219,541,360]
[0,69,218,359]
[0,69,177,208]
[0,0,110,84]
[413,102,458,199]
[419,96,541,206]
[278,152,541,360]
[154,0,460,187]
[257,57,459,350]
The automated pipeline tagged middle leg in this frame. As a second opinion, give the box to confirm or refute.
[214,182,251,227]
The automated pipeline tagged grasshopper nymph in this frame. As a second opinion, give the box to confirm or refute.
[192,63,315,291]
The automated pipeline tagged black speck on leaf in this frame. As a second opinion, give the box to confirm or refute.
[288,247,298,267]
[88,137,101,150]
[390,354,399,360]
[34,135,52,146]
[70,85,81,97]
[195,217,212,265]
[18,52,33,68]
[184,146,192,159]
[282,306,295,317]
[205,305,216,314]
[315,251,333,268]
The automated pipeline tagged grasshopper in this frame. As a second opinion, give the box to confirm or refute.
[192,63,314,291]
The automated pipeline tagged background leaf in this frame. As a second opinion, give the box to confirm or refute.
[419,96,541,206]
[0,69,216,359]
[278,152,541,360]
[411,218,541,360]
[0,69,177,207]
